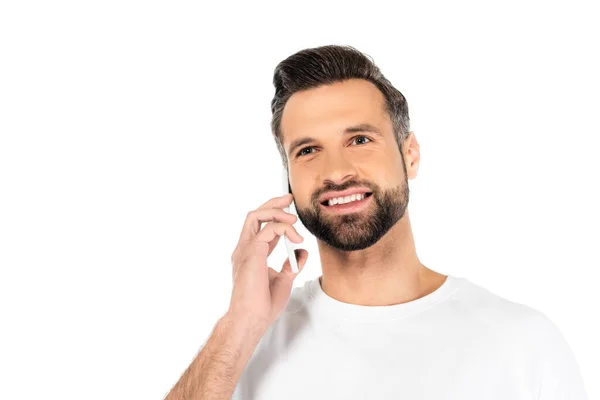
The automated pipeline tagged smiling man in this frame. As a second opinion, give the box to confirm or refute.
[277,74,443,307]
[237,45,587,399]
[165,45,588,400]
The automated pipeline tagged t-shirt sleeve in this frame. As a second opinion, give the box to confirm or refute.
[527,312,588,400]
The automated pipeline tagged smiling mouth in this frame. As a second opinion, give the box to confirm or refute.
[320,192,373,207]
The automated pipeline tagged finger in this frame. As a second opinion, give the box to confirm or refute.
[254,221,304,245]
[271,249,309,308]
[240,208,298,243]
[268,266,279,281]
[265,234,281,258]
[256,193,293,211]
[281,248,309,278]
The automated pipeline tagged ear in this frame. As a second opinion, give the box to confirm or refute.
[404,131,420,179]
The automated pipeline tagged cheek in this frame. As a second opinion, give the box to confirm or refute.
[369,164,405,189]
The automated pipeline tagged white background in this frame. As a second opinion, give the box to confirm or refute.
[1,1,598,399]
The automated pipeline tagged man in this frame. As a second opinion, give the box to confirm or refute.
[165,45,588,399]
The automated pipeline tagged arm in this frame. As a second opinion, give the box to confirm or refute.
[164,313,268,400]
[164,194,308,399]
[530,313,589,400]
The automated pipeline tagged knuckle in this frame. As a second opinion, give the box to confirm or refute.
[252,240,269,252]
[262,221,275,230]
[265,221,283,234]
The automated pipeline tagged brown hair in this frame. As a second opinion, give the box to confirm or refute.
[270,45,410,169]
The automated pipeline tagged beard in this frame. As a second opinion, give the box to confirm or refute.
[295,172,409,252]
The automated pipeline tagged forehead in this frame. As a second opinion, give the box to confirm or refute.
[280,79,389,140]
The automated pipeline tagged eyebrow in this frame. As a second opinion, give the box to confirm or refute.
[287,123,383,157]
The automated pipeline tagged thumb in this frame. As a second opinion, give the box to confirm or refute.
[281,248,309,279]
[270,249,309,309]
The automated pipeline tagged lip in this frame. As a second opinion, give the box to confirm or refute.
[318,187,372,203]
[319,192,373,214]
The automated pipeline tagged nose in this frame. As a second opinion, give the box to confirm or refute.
[320,151,358,185]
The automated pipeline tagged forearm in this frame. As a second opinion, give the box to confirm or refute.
[165,313,267,400]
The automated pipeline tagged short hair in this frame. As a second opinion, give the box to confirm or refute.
[270,45,410,168]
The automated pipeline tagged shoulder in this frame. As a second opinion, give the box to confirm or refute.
[451,276,555,329]
[448,276,577,355]
[454,277,587,398]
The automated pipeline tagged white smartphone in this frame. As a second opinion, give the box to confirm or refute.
[282,168,299,273]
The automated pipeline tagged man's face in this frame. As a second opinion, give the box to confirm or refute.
[281,79,410,251]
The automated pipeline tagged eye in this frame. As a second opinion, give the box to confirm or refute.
[296,136,372,158]
[352,136,371,146]
[297,146,315,157]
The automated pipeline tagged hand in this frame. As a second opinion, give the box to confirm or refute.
[227,193,309,329]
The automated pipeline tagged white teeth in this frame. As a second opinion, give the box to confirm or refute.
[327,193,366,206]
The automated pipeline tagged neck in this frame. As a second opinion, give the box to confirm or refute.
[316,210,445,306]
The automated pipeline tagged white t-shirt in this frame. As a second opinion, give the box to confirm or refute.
[232,274,588,399]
